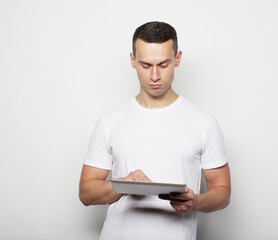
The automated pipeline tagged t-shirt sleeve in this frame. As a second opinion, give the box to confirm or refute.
[201,114,227,169]
[83,117,113,170]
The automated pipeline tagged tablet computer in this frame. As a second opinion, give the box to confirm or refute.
[111,179,186,196]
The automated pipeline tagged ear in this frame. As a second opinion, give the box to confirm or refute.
[130,52,136,69]
[175,51,182,67]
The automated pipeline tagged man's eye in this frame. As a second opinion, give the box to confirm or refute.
[142,65,150,69]
[160,65,168,69]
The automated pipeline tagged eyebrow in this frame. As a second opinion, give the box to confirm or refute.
[139,59,171,66]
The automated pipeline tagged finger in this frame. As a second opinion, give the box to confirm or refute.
[134,169,151,181]
[158,194,171,201]
[126,172,141,181]
[171,199,193,209]
[125,170,151,182]
[159,194,187,203]
[169,192,188,200]
[170,202,188,212]
[130,171,147,181]
[169,192,184,198]
[170,199,187,204]
[170,190,194,201]
[184,200,193,207]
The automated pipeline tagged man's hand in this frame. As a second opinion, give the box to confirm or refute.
[159,164,231,213]
[159,187,196,213]
[122,169,151,182]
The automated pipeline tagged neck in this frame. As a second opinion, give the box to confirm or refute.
[135,88,179,109]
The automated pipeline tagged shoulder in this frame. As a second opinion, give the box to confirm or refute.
[98,98,132,127]
[179,96,212,124]
[178,97,222,145]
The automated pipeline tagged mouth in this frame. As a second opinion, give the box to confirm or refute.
[149,84,162,89]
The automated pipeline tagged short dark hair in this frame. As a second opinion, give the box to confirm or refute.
[132,21,178,57]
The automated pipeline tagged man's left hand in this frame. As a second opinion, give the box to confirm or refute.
[159,187,196,213]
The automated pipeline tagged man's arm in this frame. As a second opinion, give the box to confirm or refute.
[79,165,122,206]
[79,165,151,206]
[159,163,231,213]
[193,163,231,212]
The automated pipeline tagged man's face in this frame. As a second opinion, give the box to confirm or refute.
[130,39,182,98]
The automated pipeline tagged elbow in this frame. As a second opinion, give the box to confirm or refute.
[223,195,231,209]
[79,193,91,207]
[222,187,231,209]
[81,201,90,207]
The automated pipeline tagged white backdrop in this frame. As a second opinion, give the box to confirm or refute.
[1,0,278,239]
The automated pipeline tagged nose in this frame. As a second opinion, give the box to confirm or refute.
[150,66,160,82]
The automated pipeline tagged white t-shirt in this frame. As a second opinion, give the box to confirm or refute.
[84,96,227,240]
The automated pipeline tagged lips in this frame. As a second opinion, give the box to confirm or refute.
[149,84,162,89]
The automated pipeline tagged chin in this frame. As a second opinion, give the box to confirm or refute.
[147,91,166,97]
[148,88,169,97]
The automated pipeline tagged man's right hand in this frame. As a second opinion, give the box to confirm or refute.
[79,166,151,206]
[122,169,151,182]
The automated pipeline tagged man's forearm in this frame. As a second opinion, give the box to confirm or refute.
[79,180,122,206]
[193,186,231,213]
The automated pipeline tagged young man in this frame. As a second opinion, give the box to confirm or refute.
[79,21,231,240]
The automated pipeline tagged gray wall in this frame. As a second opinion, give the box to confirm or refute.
[1,0,277,239]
